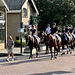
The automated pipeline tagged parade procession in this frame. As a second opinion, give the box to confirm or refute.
[25,23,75,59]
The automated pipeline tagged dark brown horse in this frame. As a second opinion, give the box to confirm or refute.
[27,35,40,58]
[59,32,74,55]
[42,33,61,60]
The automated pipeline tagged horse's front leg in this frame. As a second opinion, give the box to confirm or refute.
[61,43,65,55]
[70,43,73,54]
[54,46,58,59]
[67,45,69,54]
[36,46,38,57]
[50,47,53,60]
[29,48,33,59]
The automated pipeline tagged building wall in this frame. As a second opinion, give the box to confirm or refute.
[7,13,20,40]
[0,43,5,49]
[22,2,38,26]
[22,2,30,25]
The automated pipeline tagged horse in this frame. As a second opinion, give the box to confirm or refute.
[72,32,75,47]
[42,33,61,60]
[60,32,74,55]
[26,35,40,58]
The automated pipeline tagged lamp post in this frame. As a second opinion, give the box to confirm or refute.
[20,0,22,53]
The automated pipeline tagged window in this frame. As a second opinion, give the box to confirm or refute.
[0,13,1,16]
[22,8,28,17]
[0,12,3,16]
[0,23,5,43]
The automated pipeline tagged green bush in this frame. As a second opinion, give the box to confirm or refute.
[57,25,63,31]
[14,40,26,47]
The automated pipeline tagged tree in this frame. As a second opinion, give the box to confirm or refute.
[34,0,75,30]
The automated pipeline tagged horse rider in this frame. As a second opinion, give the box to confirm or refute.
[30,25,38,45]
[73,27,75,34]
[51,22,60,46]
[45,24,51,54]
[69,25,75,40]
[64,25,70,42]
[62,26,65,33]
[46,24,51,35]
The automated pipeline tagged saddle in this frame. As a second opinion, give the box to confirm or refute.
[33,36,38,45]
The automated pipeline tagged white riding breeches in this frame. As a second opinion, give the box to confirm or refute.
[33,34,39,44]
[53,33,59,41]
[65,33,70,41]
[72,33,75,38]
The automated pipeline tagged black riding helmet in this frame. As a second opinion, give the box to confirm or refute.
[47,24,50,26]
[53,22,56,26]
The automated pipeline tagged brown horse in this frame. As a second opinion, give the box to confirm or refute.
[43,33,61,60]
[27,35,40,58]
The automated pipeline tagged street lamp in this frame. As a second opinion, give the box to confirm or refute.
[20,0,22,53]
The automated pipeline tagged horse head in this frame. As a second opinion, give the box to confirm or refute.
[41,32,47,43]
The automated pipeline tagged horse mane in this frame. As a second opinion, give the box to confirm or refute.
[49,34,57,43]
[49,34,53,38]
[28,35,34,43]
[49,34,55,40]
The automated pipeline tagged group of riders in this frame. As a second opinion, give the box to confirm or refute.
[45,23,75,53]
[26,23,75,58]
[28,22,75,45]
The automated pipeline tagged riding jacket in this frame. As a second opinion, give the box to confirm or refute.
[51,27,58,34]
[69,28,73,33]
[30,29,36,36]
[65,28,69,33]
[51,27,60,41]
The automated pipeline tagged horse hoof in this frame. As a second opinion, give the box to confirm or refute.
[50,58,53,60]
[54,56,57,59]
[29,56,33,59]
[36,55,38,57]
[70,52,72,54]
[45,52,49,54]
[61,52,65,55]
[36,53,38,57]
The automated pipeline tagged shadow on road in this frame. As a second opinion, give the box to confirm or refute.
[0,52,75,66]
[30,71,72,75]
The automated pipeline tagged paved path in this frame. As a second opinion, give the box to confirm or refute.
[0,50,75,75]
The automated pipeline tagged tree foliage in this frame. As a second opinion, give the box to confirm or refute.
[34,0,75,30]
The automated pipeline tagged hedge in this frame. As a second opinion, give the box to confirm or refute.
[14,40,26,47]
